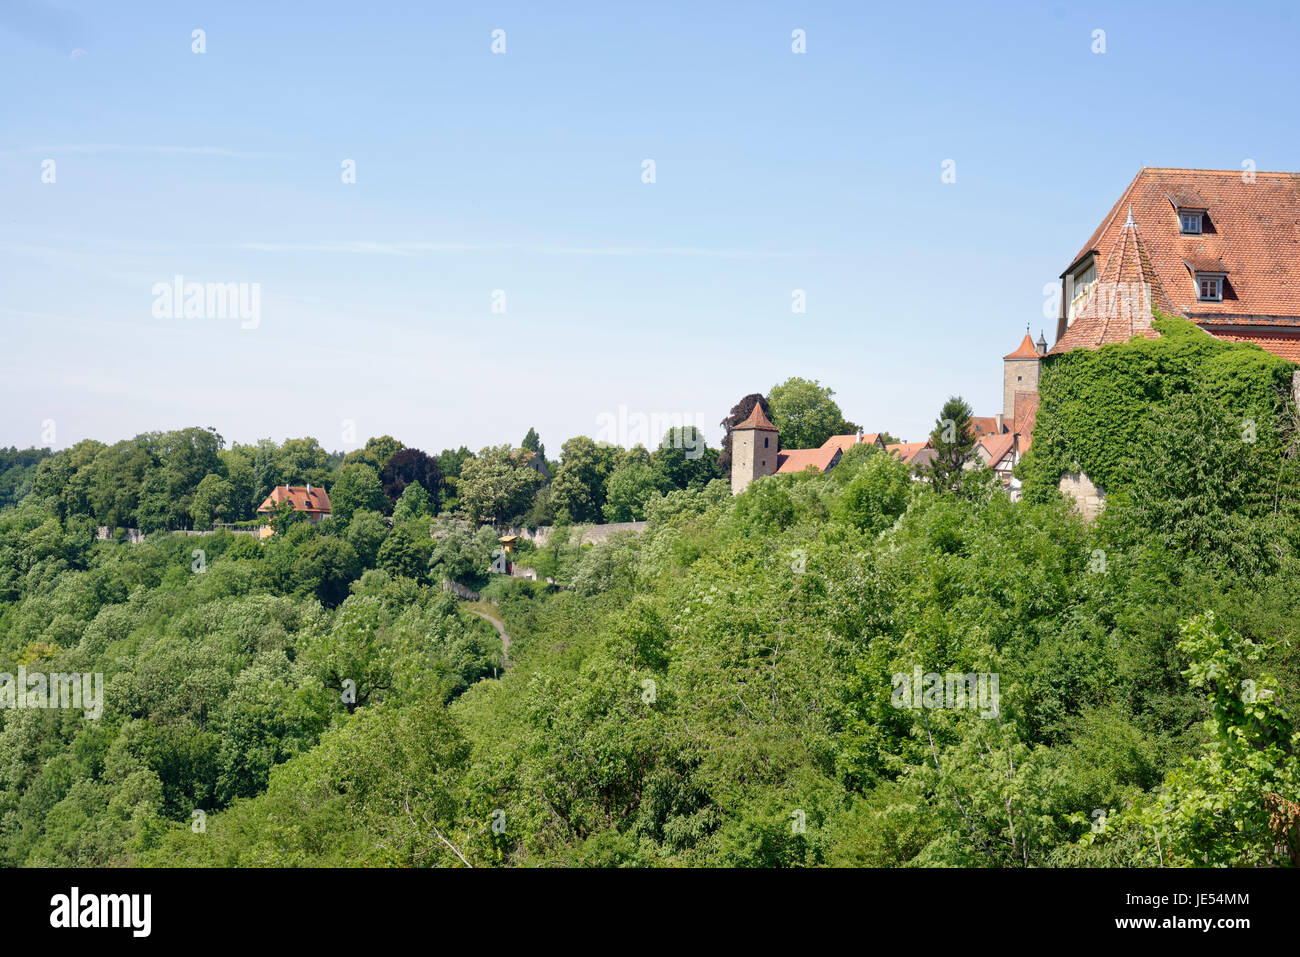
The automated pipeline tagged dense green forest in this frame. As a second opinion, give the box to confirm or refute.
[1,348,1298,867]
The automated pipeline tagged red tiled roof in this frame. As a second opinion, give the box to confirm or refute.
[975,431,1016,468]
[820,432,884,453]
[1056,168,1300,356]
[909,447,938,470]
[969,416,1004,438]
[1166,188,1209,210]
[820,434,857,454]
[1181,252,1229,274]
[1205,330,1300,363]
[1013,391,1039,453]
[1052,212,1168,354]
[775,447,840,474]
[886,441,930,464]
[257,485,332,514]
[1004,334,1040,359]
[734,402,777,431]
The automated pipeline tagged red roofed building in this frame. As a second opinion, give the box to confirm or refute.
[965,331,1048,475]
[960,392,1040,498]
[257,484,332,526]
[730,402,883,492]
[776,446,842,476]
[820,431,887,455]
[884,440,937,479]
[1002,332,1047,427]
[885,441,930,464]
[1013,392,1039,454]
[1052,167,1300,360]
[971,431,1017,479]
[990,167,1300,511]
[729,402,780,493]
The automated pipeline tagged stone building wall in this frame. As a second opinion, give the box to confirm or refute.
[1058,471,1105,521]
[1003,357,1041,423]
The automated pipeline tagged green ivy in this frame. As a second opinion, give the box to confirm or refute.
[1019,314,1296,500]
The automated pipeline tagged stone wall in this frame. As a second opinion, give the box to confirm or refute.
[96,527,145,544]
[1003,356,1041,423]
[1058,471,1105,521]
[730,426,778,494]
[498,521,647,547]
[96,526,267,543]
[442,580,481,601]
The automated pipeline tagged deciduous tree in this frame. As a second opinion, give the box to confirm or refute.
[767,377,857,450]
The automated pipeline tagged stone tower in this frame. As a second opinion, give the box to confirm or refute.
[730,401,779,494]
[1003,331,1046,425]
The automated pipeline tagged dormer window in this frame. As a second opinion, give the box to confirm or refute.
[1066,257,1097,323]
[1168,190,1209,234]
[1196,274,1224,301]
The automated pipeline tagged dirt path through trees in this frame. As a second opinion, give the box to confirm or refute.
[467,603,511,671]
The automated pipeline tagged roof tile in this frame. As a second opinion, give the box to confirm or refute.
[257,485,332,514]
[1004,334,1040,359]
[775,447,840,474]
[1056,169,1300,358]
[734,403,777,432]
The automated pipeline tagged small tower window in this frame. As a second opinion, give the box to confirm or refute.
[1180,211,1203,234]
[764,436,769,448]
[1197,274,1223,301]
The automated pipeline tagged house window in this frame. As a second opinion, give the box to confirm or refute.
[1197,275,1223,301]
[1067,259,1097,323]
[1180,211,1203,234]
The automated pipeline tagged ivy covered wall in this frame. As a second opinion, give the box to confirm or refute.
[1019,314,1297,501]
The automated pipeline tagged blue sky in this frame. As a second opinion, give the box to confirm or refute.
[2,0,1298,456]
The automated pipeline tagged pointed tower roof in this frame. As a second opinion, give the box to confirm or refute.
[1100,211,1174,305]
[1050,213,1173,355]
[734,402,777,431]
[1004,333,1040,359]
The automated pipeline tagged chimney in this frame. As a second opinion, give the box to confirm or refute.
[306,483,311,494]
[995,413,1004,433]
